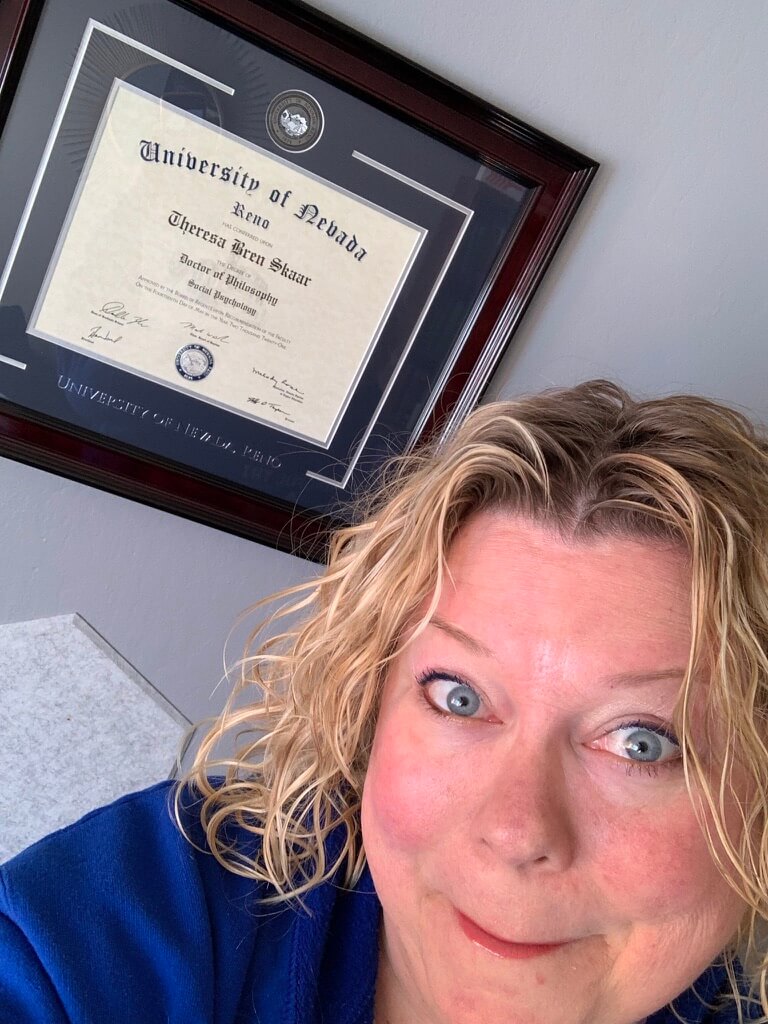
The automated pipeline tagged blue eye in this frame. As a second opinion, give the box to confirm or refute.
[418,672,483,718]
[614,723,680,764]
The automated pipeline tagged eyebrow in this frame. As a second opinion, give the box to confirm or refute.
[601,668,688,688]
[429,615,495,658]
[428,616,687,687]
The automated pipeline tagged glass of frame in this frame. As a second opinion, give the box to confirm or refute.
[0,0,597,558]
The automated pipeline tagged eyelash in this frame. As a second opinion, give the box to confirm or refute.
[416,668,487,722]
[616,721,681,777]
[416,668,682,776]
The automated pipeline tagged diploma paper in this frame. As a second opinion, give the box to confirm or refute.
[29,81,424,445]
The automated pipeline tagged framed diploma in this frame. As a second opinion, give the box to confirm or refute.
[0,0,598,559]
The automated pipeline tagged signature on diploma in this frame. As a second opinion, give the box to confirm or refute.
[251,368,305,405]
[87,325,122,344]
[180,321,230,343]
[247,397,296,422]
[98,301,150,327]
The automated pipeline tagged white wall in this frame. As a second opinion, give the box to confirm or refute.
[2,0,766,720]
[0,456,312,722]
[309,0,768,415]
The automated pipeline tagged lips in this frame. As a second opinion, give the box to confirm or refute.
[455,909,569,960]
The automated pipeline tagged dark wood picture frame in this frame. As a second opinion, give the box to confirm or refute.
[0,0,597,560]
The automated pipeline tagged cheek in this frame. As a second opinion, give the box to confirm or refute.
[361,711,454,855]
[593,799,730,918]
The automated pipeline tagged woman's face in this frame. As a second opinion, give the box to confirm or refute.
[361,512,746,1024]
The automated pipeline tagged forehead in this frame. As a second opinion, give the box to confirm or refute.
[432,512,692,677]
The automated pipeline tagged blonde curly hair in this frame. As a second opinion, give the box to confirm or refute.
[178,379,768,1022]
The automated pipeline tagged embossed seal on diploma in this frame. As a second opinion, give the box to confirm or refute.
[175,343,213,381]
[266,91,324,152]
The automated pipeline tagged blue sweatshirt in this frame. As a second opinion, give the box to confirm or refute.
[0,781,759,1023]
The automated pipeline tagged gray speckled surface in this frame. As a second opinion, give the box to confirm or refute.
[0,614,190,862]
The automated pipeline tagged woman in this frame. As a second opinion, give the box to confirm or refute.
[2,379,768,1024]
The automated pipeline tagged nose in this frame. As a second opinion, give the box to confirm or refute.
[474,742,577,872]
